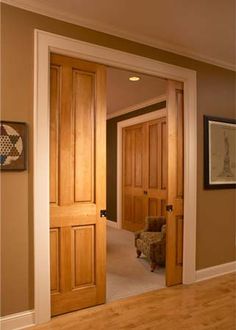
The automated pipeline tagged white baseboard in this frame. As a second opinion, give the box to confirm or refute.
[196,261,236,282]
[0,310,35,330]
[106,219,119,228]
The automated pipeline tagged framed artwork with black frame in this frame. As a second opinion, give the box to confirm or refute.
[204,115,236,189]
[0,121,27,171]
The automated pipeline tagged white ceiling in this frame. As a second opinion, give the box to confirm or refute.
[107,67,166,114]
[2,0,236,71]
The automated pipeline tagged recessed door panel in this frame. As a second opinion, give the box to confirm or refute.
[72,226,95,288]
[134,127,143,188]
[50,228,60,294]
[73,71,95,203]
[50,65,60,205]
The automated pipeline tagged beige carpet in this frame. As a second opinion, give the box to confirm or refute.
[106,225,165,302]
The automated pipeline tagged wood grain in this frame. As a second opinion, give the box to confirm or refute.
[50,54,106,316]
[73,70,94,203]
[122,117,167,232]
[50,229,60,293]
[122,124,145,231]
[166,80,184,286]
[31,273,236,330]
[72,226,95,288]
[50,65,60,204]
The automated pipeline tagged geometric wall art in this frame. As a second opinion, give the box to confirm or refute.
[0,121,27,171]
[204,115,236,189]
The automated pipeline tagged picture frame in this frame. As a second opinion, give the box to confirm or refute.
[204,115,236,189]
[0,121,27,171]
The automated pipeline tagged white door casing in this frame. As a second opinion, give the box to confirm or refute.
[34,29,197,324]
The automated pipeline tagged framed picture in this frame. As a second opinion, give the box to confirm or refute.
[0,121,27,171]
[204,115,236,189]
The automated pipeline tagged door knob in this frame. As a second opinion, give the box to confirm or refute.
[143,191,148,195]
[100,210,107,218]
[166,204,173,212]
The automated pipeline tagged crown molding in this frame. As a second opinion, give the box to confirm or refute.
[2,0,235,72]
[107,95,166,119]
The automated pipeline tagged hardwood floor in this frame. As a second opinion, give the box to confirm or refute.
[31,273,236,330]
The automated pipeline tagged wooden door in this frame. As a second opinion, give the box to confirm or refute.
[122,117,167,231]
[122,123,146,232]
[146,118,167,218]
[50,54,106,316]
[166,80,184,286]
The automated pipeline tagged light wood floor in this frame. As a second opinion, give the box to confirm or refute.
[31,273,236,330]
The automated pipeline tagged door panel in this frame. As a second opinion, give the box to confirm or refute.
[147,118,167,218]
[50,65,60,204]
[71,226,95,287]
[50,54,106,316]
[122,117,167,231]
[133,196,145,224]
[122,124,146,231]
[166,80,184,286]
[74,71,95,203]
[134,127,143,187]
[50,228,60,294]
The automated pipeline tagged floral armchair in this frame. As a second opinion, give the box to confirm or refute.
[135,216,166,272]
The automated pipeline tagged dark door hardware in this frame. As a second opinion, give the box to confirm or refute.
[166,204,173,212]
[143,191,148,195]
[100,210,107,218]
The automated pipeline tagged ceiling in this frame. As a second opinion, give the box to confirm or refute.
[2,0,236,71]
[107,67,166,115]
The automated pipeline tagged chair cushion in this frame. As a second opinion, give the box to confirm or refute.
[140,231,162,243]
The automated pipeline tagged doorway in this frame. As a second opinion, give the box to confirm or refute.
[34,30,197,325]
[106,68,168,302]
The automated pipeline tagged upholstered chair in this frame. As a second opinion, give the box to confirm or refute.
[135,216,166,272]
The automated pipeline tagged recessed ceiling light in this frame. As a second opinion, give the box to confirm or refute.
[129,76,140,81]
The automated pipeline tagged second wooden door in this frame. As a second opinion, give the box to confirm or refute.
[122,116,167,232]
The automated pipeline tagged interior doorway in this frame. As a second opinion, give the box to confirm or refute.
[106,67,184,301]
[106,67,169,302]
[34,30,197,325]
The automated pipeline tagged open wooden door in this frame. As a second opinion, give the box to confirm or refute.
[166,80,184,286]
[50,54,106,316]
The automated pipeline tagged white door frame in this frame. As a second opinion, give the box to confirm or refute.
[34,29,197,325]
[117,108,167,229]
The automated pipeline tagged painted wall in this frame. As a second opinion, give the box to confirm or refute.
[107,102,166,221]
[1,3,236,316]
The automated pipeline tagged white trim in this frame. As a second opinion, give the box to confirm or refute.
[107,95,166,119]
[0,310,35,330]
[196,261,236,282]
[2,0,235,72]
[34,29,197,324]
[117,108,167,230]
[106,219,119,229]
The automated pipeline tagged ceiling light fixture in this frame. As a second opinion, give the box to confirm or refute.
[129,76,140,81]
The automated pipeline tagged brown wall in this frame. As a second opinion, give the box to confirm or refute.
[1,3,236,316]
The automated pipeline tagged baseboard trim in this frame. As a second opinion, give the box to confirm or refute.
[196,261,236,282]
[106,219,119,228]
[0,310,35,330]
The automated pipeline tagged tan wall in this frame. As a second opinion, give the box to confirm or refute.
[1,3,236,316]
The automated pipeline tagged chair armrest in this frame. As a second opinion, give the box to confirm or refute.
[134,231,142,240]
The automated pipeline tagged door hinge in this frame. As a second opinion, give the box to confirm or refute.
[100,210,107,218]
